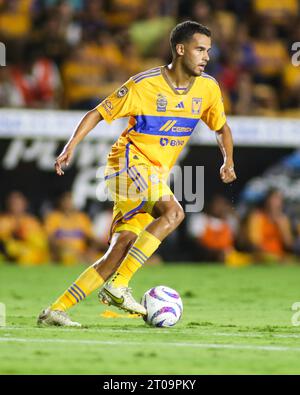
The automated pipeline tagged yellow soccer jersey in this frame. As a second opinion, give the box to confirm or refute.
[97,66,226,172]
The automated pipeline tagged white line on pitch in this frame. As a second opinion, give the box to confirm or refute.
[0,336,300,352]
[1,326,300,339]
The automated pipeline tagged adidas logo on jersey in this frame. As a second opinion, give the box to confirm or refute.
[175,101,184,109]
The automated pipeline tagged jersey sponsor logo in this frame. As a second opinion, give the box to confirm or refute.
[159,120,193,133]
[160,137,169,146]
[134,115,197,136]
[159,120,176,131]
[156,94,168,112]
[170,139,184,146]
[160,138,185,147]
[117,86,128,98]
[192,98,202,115]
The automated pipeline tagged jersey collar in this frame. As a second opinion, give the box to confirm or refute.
[160,66,195,95]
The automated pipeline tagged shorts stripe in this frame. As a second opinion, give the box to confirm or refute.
[127,168,142,191]
[125,143,131,168]
[130,166,148,190]
[123,198,146,221]
[104,168,126,180]
[128,167,147,192]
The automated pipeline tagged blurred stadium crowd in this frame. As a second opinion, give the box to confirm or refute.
[1,188,300,266]
[0,0,299,115]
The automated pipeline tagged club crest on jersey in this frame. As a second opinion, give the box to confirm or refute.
[192,98,202,115]
[117,86,128,98]
[156,94,167,112]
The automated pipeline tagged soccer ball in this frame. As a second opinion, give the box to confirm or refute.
[141,285,183,327]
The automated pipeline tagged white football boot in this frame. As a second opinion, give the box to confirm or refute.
[37,308,81,327]
[98,284,146,316]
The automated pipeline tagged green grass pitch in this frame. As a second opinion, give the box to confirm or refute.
[1,263,300,374]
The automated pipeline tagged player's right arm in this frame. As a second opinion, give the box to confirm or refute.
[55,78,139,176]
[55,109,103,176]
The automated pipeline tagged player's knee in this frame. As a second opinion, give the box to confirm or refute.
[164,206,185,230]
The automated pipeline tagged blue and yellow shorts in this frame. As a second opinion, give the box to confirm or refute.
[104,143,173,239]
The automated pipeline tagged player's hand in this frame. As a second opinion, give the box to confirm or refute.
[55,148,73,176]
[220,161,237,184]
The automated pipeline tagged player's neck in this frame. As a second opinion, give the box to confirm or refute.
[164,62,194,89]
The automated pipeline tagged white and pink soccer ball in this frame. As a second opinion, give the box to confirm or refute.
[141,286,183,327]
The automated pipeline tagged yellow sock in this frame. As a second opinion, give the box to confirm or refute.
[112,230,161,287]
[51,266,104,312]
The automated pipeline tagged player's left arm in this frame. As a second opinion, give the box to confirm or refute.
[215,122,237,184]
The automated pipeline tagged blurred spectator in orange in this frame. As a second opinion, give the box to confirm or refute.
[252,22,288,86]
[0,191,49,265]
[61,43,112,109]
[84,30,124,75]
[253,0,298,26]
[44,191,100,265]
[0,0,32,40]
[245,189,294,262]
[188,195,236,262]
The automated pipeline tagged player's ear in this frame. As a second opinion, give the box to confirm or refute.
[176,43,184,56]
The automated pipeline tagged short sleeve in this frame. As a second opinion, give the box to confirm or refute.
[96,79,140,123]
[201,83,226,131]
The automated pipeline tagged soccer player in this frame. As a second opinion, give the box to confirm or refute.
[38,21,236,327]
